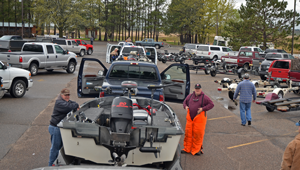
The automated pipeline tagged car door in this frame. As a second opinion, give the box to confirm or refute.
[71,40,81,53]
[145,47,157,64]
[77,58,108,98]
[160,63,190,102]
[45,45,56,67]
[54,45,67,67]
[106,44,121,64]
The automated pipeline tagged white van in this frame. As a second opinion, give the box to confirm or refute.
[196,45,235,60]
[106,43,158,64]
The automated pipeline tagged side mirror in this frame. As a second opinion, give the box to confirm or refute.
[3,65,7,69]
[98,70,104,76]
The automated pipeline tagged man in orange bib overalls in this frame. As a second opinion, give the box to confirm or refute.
[182,83,214,155]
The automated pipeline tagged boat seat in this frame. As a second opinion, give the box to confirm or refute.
[133,109,151,125]
[275,100,300,106]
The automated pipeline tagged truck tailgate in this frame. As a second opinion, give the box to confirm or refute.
[289,70,300,82]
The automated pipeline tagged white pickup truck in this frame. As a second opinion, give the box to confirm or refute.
[0,42,78,76]
[53,39,86,57]
[0,61,33,98]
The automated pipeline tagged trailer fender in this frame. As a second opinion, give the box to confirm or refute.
[252,81,259,87]
[272,88,284,98]
[229,83,238,89]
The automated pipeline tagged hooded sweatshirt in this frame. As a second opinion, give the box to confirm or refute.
[50,95,79,127]
[183,91,214,120]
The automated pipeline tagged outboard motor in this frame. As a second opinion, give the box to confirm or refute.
[110,97,133,133]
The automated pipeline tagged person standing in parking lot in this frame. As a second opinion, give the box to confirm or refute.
[181,84,214,156]
[233,73,256,126]
[48,88,79,166]
[280,121,300,170]
[90,36,94,45]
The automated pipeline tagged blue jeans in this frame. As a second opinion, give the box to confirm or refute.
[48,125,63,166]
[239,102,252,125]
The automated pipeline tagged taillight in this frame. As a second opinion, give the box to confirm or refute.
[159,95,164,102]
[218,88,222,91]
[99,92,104,97]
[237,59,240,63]
[8,50,11,52]
[19,56,23,63]
[208,52,211,55]
[258,92,265,96]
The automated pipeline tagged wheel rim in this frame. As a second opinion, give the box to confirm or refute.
[156,45,159,49]
[31,65,37,75]
[244,65,249,70]
[15,83,24,96]
[278,92,283,99]
[69,63,75,72]
[81,51,84,56]
[88,49,92,54]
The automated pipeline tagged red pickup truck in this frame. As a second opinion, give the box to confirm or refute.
[221,51,263,70]
[268,59,291,83]
[71,39,94,55]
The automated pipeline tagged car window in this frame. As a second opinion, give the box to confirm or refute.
[75,40,81,44]
[254,48,258,51]
[258,48,264,52]
[245,52,253,57]
[54,45,64,54]
[53,40,66,45]
[240,48,251,51]
[122,47,144,55]
[266,54,282,59]
[273,61,289,69]
[210,47,220,51]
[289,55,295,59]
[187,45,195,49]
[72,41,77,46]
[283,54,288,59]
[255,53,262,58]
[148,39,153,42]
[218,41,225,46]
[162,65,187,80]
[197,46,209,51]
[222,47,232,52]
[82,41,87,45]
[23,44,44,52]
[109,65,158,80]
[67,41,71,45]
[46,45,54,54]
[239,52,246,56]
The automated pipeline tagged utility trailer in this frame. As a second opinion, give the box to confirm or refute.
[216,78,299,100]
[256,93,300,112]
[209,60,247,77]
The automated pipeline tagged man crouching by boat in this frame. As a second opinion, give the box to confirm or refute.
[181,83,214,156]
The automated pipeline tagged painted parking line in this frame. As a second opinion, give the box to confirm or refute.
[227,130,299,150]
[37,79,44,82]
[208,115,235,121]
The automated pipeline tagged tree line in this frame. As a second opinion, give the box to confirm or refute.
[0,0,299,50]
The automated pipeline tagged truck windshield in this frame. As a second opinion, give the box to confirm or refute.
[265,54,282,59]
[109,65,158,80]
[122,47,144,55]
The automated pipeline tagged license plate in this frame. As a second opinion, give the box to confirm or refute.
[277,78,282,81]
[131,93,135,96]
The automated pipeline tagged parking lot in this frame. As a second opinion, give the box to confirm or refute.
[0,41,299,170]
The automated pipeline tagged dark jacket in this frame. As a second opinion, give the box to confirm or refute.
[183,91,214,120]
[50,95,79,127]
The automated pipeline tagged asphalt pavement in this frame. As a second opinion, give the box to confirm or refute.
[0,41,299,170]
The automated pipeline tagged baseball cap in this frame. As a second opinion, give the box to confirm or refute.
[61,88,70,95]
[195,84,201,89]
[242,73,250,79]
[296,121,300,126]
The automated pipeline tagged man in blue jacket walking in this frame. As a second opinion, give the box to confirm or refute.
[48,88,79,166]
[233,74,256,126]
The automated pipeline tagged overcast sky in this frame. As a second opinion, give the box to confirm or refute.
[235,0,300,28]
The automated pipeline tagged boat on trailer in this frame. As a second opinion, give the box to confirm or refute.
[54,82,184,170]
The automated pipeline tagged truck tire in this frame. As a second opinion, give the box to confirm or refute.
[29,63,38,76]
[162,59,167,63]
[155,45,160,49]
[80,50,85,57]
[277,90,284,99]
[66,61,76,73]
[10,79,26,98]
[87,48,93,55]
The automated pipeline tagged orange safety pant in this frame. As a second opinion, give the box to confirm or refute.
[182,108,207,155]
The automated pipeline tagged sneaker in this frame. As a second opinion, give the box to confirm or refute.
[241,124,245,126]
[248,121,251,125]
[181,150,188,154]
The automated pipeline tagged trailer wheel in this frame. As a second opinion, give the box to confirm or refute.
[277,90,284,99]
[266,106,275,112]
[162,59,166,63]
[175,56,179,62]
[194,61,199,65]
[238,69,245,79]
[180,59,185,64]
[293,90,300,94]
[204,67,210,75]
[243,63,249,70]
[228,91,234,100]
[213,56,218,61]
[260,75,267,80]
[210,70,216,77]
